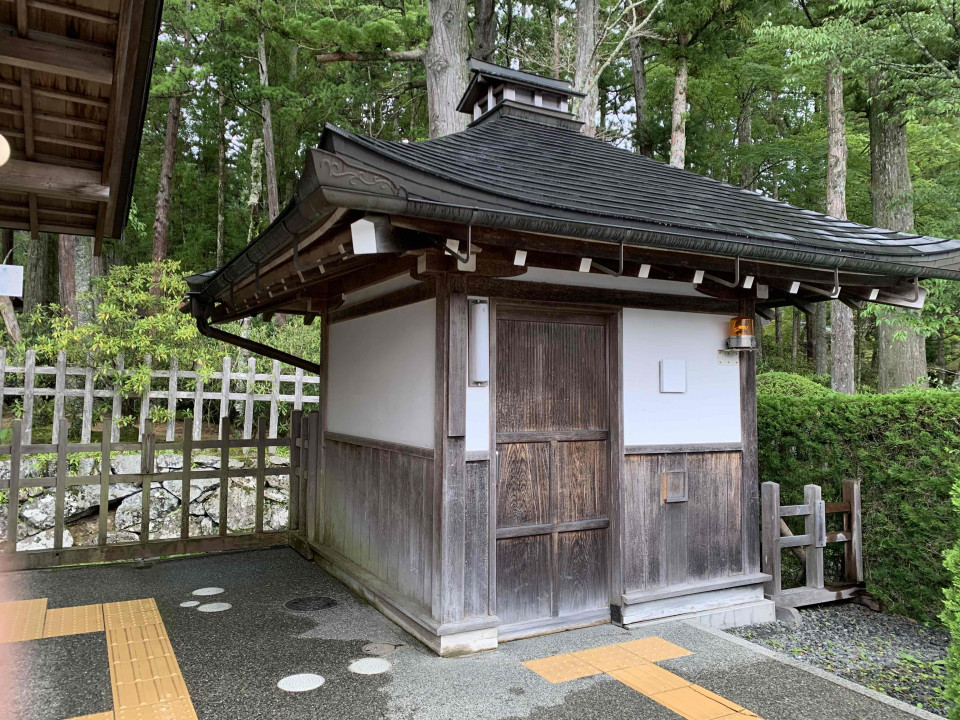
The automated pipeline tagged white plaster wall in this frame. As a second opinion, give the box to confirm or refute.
[623,308,741,446]
[513,266,702,297]
[328,300,436,448]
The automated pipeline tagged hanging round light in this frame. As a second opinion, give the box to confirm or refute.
[0,132,10,167]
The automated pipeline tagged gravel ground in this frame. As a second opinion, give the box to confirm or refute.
[729,603,950,716]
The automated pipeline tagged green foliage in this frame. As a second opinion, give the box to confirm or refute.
[757,372,834,398]
[758,388,960,624]
[942,479,960,717]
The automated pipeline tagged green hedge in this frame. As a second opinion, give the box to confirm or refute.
[758,385,960,624]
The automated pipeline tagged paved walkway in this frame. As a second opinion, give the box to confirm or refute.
[2,547,940,720]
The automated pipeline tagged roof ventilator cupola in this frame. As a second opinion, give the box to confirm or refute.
[456,58,585,129]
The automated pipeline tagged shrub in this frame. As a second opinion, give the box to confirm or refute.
[758,388,960,623]
[941,480,960,717]
[757,371,834,398]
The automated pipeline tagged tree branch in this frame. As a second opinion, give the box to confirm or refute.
[316,48,426,63]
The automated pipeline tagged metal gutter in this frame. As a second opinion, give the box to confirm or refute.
[191,298,322,375]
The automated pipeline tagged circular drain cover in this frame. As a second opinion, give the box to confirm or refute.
[362,643,400,656]
[278,673,325,692]
[180,601,200,608]
[192,587,224,596]
[197,602,231,612]
[284,596,337,612]
[348,658,391,675]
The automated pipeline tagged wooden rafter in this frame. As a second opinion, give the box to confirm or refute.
[0,32,115,85]
[0,159,109,202]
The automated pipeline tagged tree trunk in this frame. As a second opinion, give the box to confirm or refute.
[826,67,855,393]
[552,2,560,79]
[629,33,650,156]
[937,329,946,384]
[812,304,828,375]
[0,228,12,263]
[58,234,77,321]
[0,296,21,344]
[574,0,599,136]
[257,27,280,223]
[425,0,468,138]
[791,307,800,366]
[217,92,226,268]
[75,235,92,325]
[24,233,56,313]
[870,75,926,392]
[152,93,182,262]
[669,51,689,169]
[737,100,753,188]
[472,0,498,62]
[774,307,782,345]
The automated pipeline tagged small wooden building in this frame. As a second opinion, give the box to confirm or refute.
[188,60,960,655]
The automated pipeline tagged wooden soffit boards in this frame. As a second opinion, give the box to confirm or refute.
[0,0,162,247]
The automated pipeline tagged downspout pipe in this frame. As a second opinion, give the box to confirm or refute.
[190,296,323,376]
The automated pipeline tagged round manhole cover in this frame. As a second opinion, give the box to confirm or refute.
[348,658,392,675]
[362,643,400,656]
[284,596,337,612]
[197,602,232,612]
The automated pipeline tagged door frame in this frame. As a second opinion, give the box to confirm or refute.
[487,299,624,639]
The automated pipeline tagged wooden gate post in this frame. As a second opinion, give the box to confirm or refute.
[760,481,781,597]
[803,484,825,590]
[843,479,864,583]
[288,409,302,535]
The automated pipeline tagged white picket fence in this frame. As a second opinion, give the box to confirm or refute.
[0,348,320,444]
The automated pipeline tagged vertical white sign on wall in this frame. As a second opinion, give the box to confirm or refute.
[0,265,24,297]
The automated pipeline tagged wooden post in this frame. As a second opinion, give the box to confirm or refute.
[80,363,94,444]
[305,411,319,543]
[288,409,302,535]
[0,347,7,432]
[53,418,67,550]
[140,419,154,544]
[192,365,204,441]
[293,367,303,411]
[138,354,152,441]
[243,357,255,440]
[843,479,864,583]
[804,484,825,590]
[299,412,309,534]
[739,301,761,575]
[255,416,266,534]
[110,355,123,443]
[760,481,781,597]
[6,419,21,553]
[165,356,179,441]
[22,347,35,444]
[98,414,111,546]
[219,355,231,438]
[268,360,280,438]
[218,415,229,537]
[52,350,66,443]
[181,417,193,539]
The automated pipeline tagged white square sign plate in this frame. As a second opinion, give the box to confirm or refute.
[0,265,24,298]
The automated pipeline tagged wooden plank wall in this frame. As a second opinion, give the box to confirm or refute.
[621,450,743,593]
[464,459,491,619]
[322,434,435,611]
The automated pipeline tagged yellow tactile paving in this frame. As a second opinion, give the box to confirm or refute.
[609,662,691,696]
[113,697,197,720]
[64,713,114,720]
[522,653,603,683]
[618,636,692,663]
[0,598,48,643]
[653,686,743,720]
[102,598,163,630]
[524,638,764,720]
[690,685,747,714]
[43,603,104,638]
[573,644,647,672]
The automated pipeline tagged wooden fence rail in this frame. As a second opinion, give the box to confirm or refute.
[760,480,864,608]
[1,414,296,571]
[0,348,320,444]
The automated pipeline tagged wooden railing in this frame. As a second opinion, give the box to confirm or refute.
[2,414,295,571]
[760,480,864,608]
[0,348,320,444]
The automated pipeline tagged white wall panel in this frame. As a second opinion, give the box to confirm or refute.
[623,309,741,446]
[328,300,436,448]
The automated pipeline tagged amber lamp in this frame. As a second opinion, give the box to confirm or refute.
[727,316,756,350]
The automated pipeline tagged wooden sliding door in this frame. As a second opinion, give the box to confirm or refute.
[493,306,612,638]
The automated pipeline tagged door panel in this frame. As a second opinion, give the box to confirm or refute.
[496,535,552,625]
[495,307,611,636]
[496,442,550,529]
